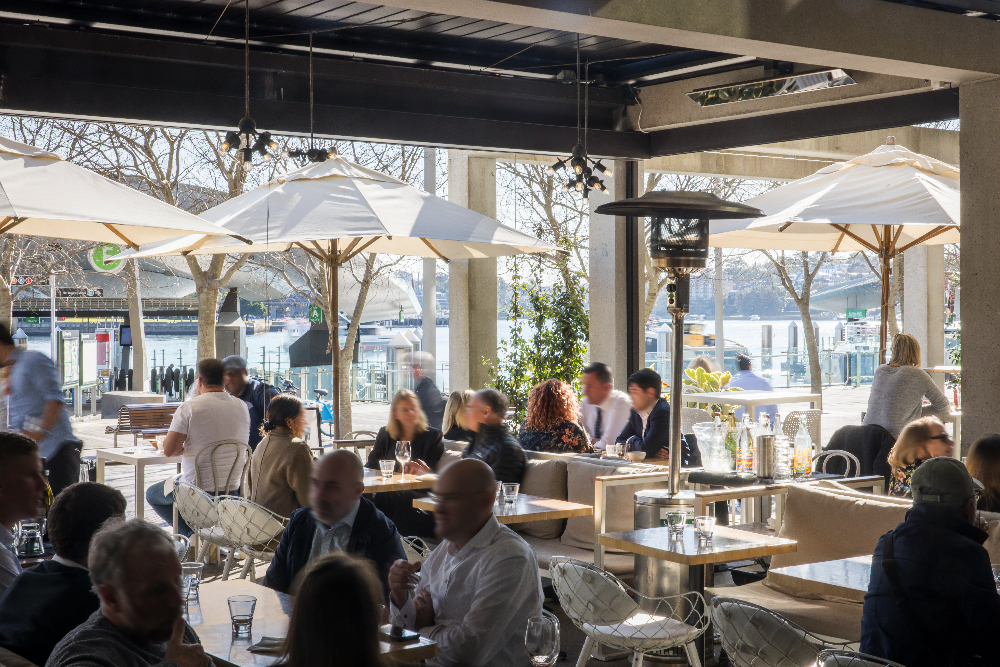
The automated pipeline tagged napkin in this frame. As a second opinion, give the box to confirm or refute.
[247,636,285,655]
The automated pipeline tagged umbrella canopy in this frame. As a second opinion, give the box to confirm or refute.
[121,156,555,260]
[708,139,960,362]
[0,137,251,248]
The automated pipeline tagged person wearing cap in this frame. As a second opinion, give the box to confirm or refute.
[860,457,1000,667]
[222,355,280,451]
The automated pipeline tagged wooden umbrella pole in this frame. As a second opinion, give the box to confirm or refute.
[330,240,342,439]
[878,229,892,365]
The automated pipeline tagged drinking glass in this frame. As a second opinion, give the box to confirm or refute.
[502,483,519,506]
[180,574,193,605]
[495,480,503,505]
[992,564,1000,589]
[695,515,716,542]
[666,511,686,535]
[181,562,204,601]
[396,441,411,480]
[525,611,560,667]
[228,595,257,636]
[380,459,396,480]
[18,521,43,557]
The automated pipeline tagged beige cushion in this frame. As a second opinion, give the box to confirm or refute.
[561,459,668,550]
[511,459,568,539]
[0,647,40,667]
[707,582,862,643]
[521,533,635,575]
[436,449,463,470]
[812,480,911,506]
[770,484,909,571]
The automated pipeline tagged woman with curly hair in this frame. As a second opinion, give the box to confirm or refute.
[518,379,592,454]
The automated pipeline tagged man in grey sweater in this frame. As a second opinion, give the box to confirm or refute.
[46,520,210,667]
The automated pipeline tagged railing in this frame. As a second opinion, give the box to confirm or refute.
[646,350,880,388]
[271,363,450,403]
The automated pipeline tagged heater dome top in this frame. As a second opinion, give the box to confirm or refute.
[594,190,764,219]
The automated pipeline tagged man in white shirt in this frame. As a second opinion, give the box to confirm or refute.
[389,459,542,667]
[146,357,250,535]
[580,362,632,450]
[0,432,47,597]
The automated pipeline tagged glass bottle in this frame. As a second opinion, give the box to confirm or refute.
[724,412,738,464]
[793,421,813,477]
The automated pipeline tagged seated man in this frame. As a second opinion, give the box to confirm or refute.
[222,355,279,451]
[47,520,210,667]
[263,450,406,597]
[0,482,126,666]
[728,353,777,422]
[580,362,632,451]
[0,432,48,598]
[146,357,250,535]
[616,368,700,466]
[389,459,543,667]
[861,457,1000,667]
[461,389,526,484]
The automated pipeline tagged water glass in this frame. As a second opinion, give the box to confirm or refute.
[228,595,257,636]
[695,515,716,542]
[666,511,687,534]
[992,564,1000,589]
[380,459,396,480]
[396,440,411,479]
[180,575,193,605]
[502,482,519,506]
[525,611,560,667]
[18,521,43,557]
[495,481,503,505]
[181,562,204,601]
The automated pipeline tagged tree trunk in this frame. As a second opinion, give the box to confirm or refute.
[888,253,903,337]
[124,260,149,391]
[195,285,220,361]
[0,285,12,332]
[798,300,823,395]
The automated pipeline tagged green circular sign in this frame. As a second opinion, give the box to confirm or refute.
[88,243,124,273]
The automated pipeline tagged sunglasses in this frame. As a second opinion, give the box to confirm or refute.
[929,433,954,443]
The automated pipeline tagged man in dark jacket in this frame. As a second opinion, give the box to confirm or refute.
[0,482,126,666]
[222,355,280,451]
[861,457,1000,667]
[462,388,526,484]
[616,368,700,466]
[263,450,405,597]
[412,352,445,430]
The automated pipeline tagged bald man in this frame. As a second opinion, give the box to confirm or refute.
[263,450,405,597]
[389,459,543,667]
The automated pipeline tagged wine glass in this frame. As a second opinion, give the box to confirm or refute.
[525,610,560,667]
[396,440,411,480]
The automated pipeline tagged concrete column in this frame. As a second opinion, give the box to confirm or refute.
[959,79,1000,450]
[588,159,644,391]
[447,151,497,390]
[903,245,945,390]
[423,148,437,380]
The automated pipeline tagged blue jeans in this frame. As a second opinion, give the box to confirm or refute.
[146,481,241,537]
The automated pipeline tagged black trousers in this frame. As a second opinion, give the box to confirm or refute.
[371,490,437,538]
[47,439,83,499]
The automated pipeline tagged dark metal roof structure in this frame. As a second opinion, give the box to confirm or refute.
[0,1,964,157]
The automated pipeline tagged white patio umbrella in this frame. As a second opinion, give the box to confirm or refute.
[121,155,557,436]
[710,138,959,362]
[0,136,251,248]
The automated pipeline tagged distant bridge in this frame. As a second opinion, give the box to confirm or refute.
[13,297,201,318]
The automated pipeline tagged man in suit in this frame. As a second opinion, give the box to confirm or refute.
[0,482,127,666]
[263,450,406,597]
[616,368,700,467]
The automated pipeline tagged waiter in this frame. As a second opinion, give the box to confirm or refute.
[222,355,279,450]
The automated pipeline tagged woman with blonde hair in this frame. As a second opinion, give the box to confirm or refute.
[886,416,954,497]
[442,389,475,442]
[862,333,951,438]
[518,379,592,453]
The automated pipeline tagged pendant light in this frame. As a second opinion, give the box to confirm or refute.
[218,0,276,169]
[283,33,338,163]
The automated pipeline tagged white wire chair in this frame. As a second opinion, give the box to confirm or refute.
[549,557,708,667]
[782,410,822,446]
[217,497,289,582]
[711,597,852,667]
[401,536,433,564]
[169,534,190,561]
[813,450,862,477]
[816,650,908,667]
[194,440,252,495]
[174,482,235,565]
[681,408,714,435]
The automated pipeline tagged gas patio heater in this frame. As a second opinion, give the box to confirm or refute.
[595,191,763,495]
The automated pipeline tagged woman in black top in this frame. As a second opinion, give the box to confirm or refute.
[365,389,444,473]
[441,389,476,443]
[366,389,443,538]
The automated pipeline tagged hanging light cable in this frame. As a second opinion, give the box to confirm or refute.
[283,33,338,163]
[218,0,276,170]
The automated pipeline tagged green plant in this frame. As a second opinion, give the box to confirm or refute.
[681,367,743,415]
[487,256,589,432]
[947,340,961,389]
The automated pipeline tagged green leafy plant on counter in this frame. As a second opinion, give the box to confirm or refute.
[682,367,743,415]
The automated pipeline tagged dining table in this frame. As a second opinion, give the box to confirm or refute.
[412,493,593,524]
[363,470,437,493]
[767,555,872,603]
[95,445,182,530]
[193,579,437,665]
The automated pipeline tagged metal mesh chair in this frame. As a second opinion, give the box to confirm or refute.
[681,408,714,435]
[217,498,288,582]
[813,450,861,477]
[170,534,190,561]
[194,440,252,495]
[816,650,908,667]
[550,557,708,667]
[174,482,236,566]
[783,410,822,446]
[401,536,432,563]
[711,597,852,667]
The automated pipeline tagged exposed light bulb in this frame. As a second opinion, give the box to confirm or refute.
[281,149,290,158]
[220,142,231,153]
[243,161,252,170]
[574,164,583,175]
[264,153,271,162]
[575,181,583,192]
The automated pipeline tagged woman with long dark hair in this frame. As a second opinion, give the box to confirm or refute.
[518,379,591,453]
[278,553,387,667]
[247,394,313,518]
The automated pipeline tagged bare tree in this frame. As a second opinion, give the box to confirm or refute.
[856,251,902,337]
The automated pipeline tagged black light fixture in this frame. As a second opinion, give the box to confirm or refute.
[283,34,338,163]
[218,0,277,169]
[594,191,764,494]
[545,36,610,203]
